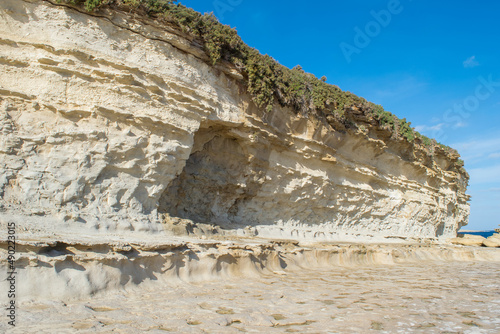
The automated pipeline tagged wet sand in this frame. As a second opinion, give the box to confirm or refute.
[11,260,500,333]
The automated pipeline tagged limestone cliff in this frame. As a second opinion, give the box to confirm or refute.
[0,0,470,242]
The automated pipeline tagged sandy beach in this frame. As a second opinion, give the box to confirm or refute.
[3,241,500,333]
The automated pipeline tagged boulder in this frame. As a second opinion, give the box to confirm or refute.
[483,233,500,248]
[450,234,486,247]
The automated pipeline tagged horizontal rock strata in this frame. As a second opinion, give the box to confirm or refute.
[0,0,469,242]
[1,238,499,301]
[450,233,500,248]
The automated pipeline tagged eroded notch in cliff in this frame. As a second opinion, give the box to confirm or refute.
[159,123,270,230]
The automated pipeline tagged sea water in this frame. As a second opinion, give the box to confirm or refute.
[458,230,496,238]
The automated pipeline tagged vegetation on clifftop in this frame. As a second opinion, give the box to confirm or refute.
[54,0,466,174]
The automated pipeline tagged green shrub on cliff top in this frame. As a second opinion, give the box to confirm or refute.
[56,0,176,12]
[55,0,463,170]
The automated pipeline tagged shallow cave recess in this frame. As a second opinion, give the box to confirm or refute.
[158,123,271,233]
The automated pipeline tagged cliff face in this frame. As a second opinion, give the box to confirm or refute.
[0,0,469,241]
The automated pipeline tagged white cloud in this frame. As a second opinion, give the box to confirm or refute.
[453,121,467,129]
[451,135,500,163]
[488,152,500,159]
[416,123,444,132]
[414,122,466,135]
[414,125,425,132]
[469,164,500,184]
[463,56,479,68]
[429,123,445,131]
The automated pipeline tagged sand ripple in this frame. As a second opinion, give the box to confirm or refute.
[10,260,500,333]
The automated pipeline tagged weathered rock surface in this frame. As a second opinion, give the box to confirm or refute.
[6,259,500,333]
[1,237,499,301]
[450,234,486,247]
[0,0,470,242]
[483,233,500,248]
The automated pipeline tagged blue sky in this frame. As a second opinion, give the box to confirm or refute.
[182,0,500,230]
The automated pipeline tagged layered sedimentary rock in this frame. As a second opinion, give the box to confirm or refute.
[0,0,470,242]
[4,238,500,301]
